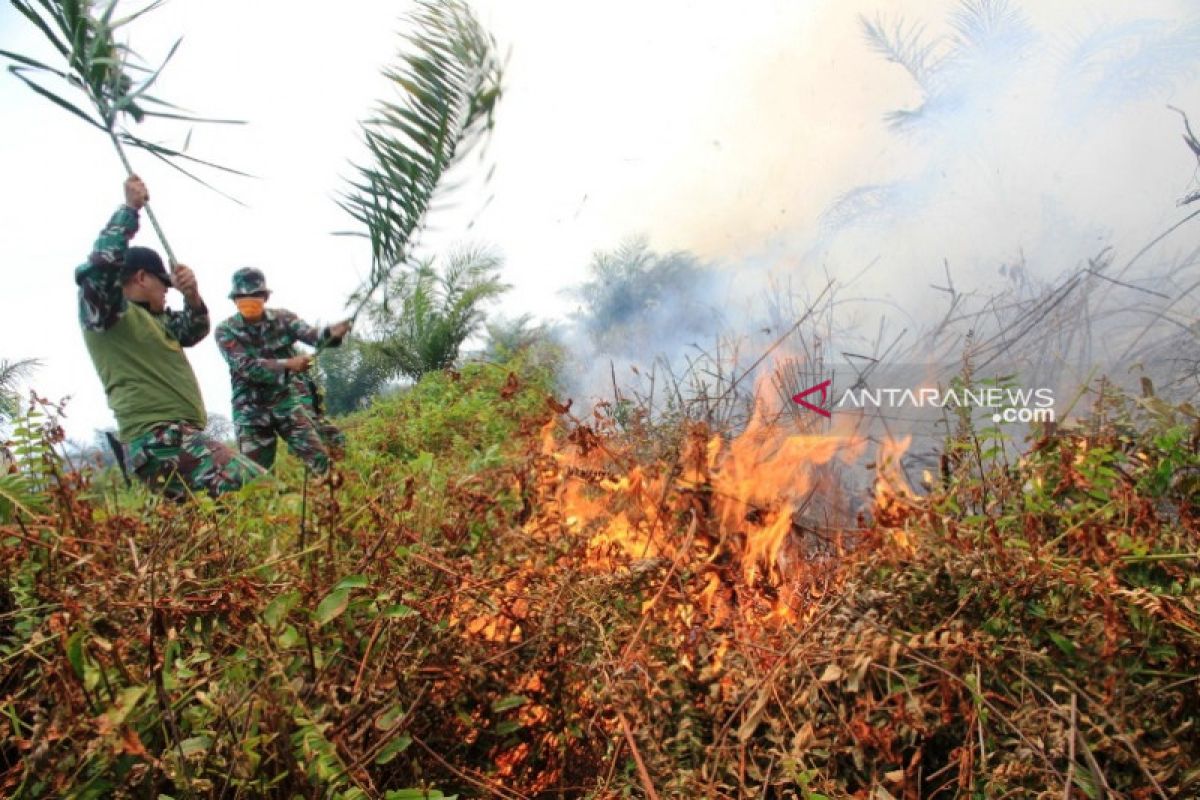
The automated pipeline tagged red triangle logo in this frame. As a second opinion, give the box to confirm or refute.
[792,379,832,418]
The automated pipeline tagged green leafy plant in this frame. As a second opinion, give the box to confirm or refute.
[0,394,54,522]
[366,248,509,381]
[318,339,397,415]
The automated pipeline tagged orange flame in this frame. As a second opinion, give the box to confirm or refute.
[515,363,917,649]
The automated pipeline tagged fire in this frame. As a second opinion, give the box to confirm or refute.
[502,369,917,666]
[706,399,869,585]
[447,365,921,786]
[873,435,918,538]
[525,378,910,591]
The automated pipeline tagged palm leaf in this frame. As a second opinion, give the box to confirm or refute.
[366,248,508,380]
[0,358,40,422]
[1,0,247,240]
[5,64,106,130]
[859,13,940,90]
[9,0,70,57]
[339,0,503,323]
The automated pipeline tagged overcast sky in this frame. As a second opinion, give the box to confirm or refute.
[2,0,1199,440]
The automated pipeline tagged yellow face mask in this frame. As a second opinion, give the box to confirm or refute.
[236,297,265,320]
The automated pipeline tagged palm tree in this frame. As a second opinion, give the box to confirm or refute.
[569,238,720,356]
[367,248,509,381]
[859,0,1033,131]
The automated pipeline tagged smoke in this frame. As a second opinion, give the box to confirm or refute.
[552,0,1200,422]
[802,0,1200,315]
[556,238,736,410]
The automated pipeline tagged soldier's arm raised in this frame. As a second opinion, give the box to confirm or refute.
[74,177,145,331]
[163,264,211,346]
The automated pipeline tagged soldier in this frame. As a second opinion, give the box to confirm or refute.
[215,268,351,474]
[76,176,264,499]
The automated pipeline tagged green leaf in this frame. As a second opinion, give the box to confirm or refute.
[0,48,72,75]
[339,0,503,324]
[333,574,370,592]
[375,734,413,765]
[104,686,147,728]
[66,630,87,679]
[263,590,300,629]
[8,2,70,57]
[178,735,211,758]
[0,472,48,523]
[161,639,180,691]
[1048,632,1077,659]
[491,695,527,713]
[127,35,180,100]
[315,589,351,626]
[383,603,418,619]
[278,624,301,648]
[494,720,522,736]
[375,704,406,731]
[5,66,104,130]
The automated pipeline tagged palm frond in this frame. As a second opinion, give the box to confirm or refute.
[946,0,1032,59]
[0,357,39,388]
[339,0,503,323]
[0,358,40,422]
[859,13,940,90]
[1,0,246,203]
[366,247,508,380]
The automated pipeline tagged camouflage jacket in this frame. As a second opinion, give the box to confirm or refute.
[75,205,209,343]
[215,310,343,410]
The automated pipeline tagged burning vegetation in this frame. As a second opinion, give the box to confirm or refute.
[1,357,1197,798]
[2,0,1199,796]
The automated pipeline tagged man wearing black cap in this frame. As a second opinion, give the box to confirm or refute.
[76,175,263,499]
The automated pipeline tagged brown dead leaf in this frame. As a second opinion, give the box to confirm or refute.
[121,728,148,757]
[819,663,844,683]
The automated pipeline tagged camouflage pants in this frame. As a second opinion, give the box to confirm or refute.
[128,422,265,500]
[234,394,330,474]
[295,378,346,458]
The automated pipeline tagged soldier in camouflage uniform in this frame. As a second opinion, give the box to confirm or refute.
[215,268,351,474]
[76,176,265,500]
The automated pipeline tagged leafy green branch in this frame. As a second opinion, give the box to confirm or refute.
[337,0,503,325]
[0,0,247,265]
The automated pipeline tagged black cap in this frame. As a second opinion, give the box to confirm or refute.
[122,246,172,287]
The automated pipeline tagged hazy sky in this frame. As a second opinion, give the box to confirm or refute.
[2,0,1199,439]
